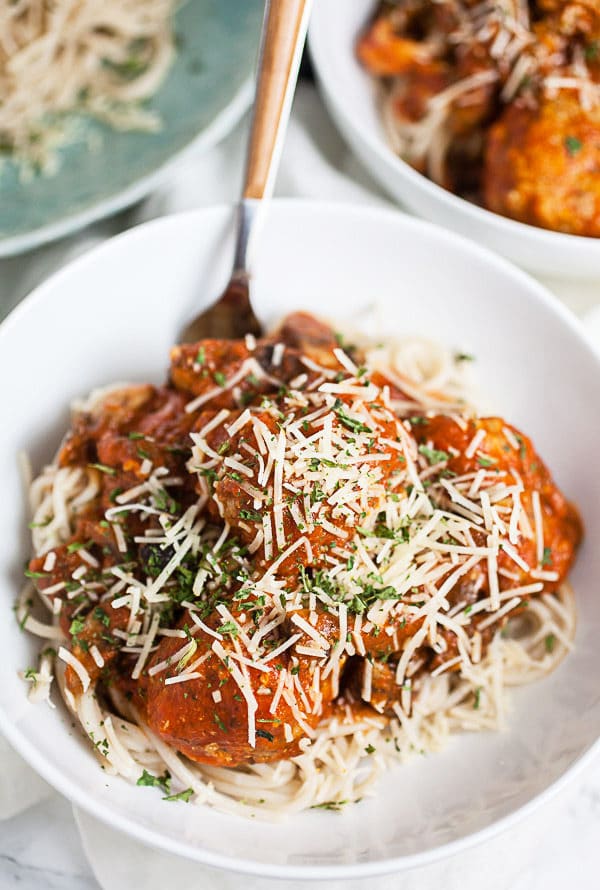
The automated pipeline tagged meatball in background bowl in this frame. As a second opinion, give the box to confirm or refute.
[309,0,600,280]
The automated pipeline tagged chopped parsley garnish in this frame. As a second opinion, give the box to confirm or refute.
[136,769,171,794]
[163,787,194,803]
[23,667,38,685]
[541,546,553,568]
[153,489,179,515]
[217,621,239,638]
[565,136,583,156]
[88,463,116,475]
[418,444,449,465]
[214,371,227,387]
[127,432,146,440]
[69,618,86,636]
[357,521,409,544]
[585,41,599,61]
[93,607,111,628]
[24,569,45,579]
[310,484,326,505]
[311,800,348,811]
[455,352,474,362]
[333,399,372,434]
[477,456,494,468]
[103,53,149,80]
[364,744,376,755]
[67,540,89,553]
[28,518,51,529]
[473,687,482,710]
[214,712,227,732]
[545,633,556,653]
[239,509,262,522]
[195,346,206,366]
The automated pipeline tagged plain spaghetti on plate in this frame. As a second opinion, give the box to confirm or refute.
[18,312,582,817]
[0,0,177,174]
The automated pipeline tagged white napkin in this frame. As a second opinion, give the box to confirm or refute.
[2,83,600,886]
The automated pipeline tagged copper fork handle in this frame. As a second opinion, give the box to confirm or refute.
[243,0,312,203]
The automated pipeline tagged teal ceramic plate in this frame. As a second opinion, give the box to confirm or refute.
[0,0,263,257]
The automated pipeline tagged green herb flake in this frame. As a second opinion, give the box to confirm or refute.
[585,41,599,61]
[311,800,348,811]
[364,744,376,755]
[28,518,51,529]
[333,399,372,435]
[195,346,206,366]
[239,509,262,522]
[93,607,111,628]
[69,618,86,636]
[163,787,194,803]
[214,371,227,387]
[23,667,38,685]
[217,620,239,638]
[418,444,449,465]
[67,540,87,553]
[88,463,116,475]
[541,546,553,568]
[214,712,227,732]
[137,769,171,794]
[565,136,583,156]
[545,633,556,653]
[473,687,482,710]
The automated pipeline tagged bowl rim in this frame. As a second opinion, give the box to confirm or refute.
[1,199,600,880]
[308,0,600,254]
[0,78,252,260]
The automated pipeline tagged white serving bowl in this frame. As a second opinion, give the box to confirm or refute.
[1,202,600,880]
[309,0,600,280]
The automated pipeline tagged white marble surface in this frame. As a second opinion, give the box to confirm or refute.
[3,85,600,890]
[0,792,98,890]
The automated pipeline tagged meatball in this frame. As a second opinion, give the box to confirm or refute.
[483,93,600,235]
[411,414,582,586]
[141,609,342,767]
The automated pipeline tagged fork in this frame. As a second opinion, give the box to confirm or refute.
[179,0,313,343]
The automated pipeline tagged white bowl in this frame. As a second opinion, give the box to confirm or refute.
[1,202,600,879]
[309,0,600,281]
